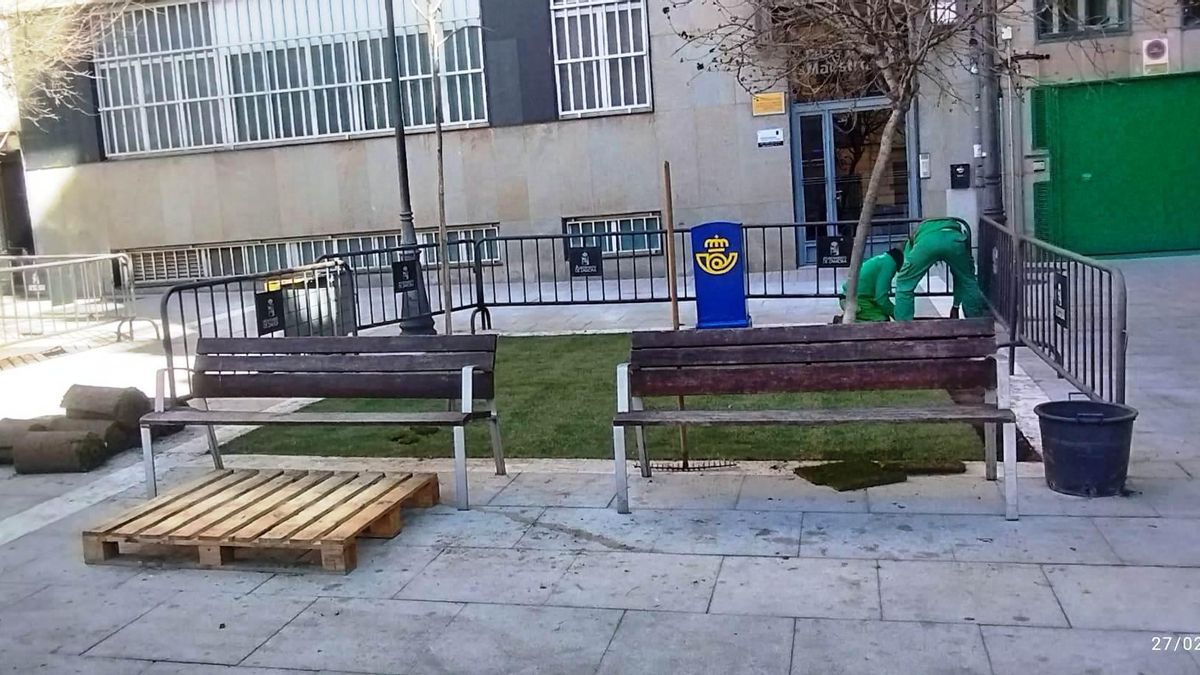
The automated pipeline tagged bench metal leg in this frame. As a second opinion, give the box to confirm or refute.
[984,423,998,481]
[487,400,506,476]
[196,398,223,470]
[631,396,650,478]
[453,425,469,511]
[613,425,629,513]
[1003,422,1018,520]
[141,426,157,499]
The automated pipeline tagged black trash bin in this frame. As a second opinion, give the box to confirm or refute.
[1034,400,1138,497]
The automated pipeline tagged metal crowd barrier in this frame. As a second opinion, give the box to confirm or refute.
[159,259,354,398]
[465,220,957,330]
[0,253,148,347]
[316,240,477,331]
[978,215,1127,404]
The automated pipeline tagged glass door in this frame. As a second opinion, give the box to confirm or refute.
[793,104,915,265]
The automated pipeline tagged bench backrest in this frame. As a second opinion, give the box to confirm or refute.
[191,335,497,400]
[628,319,997,397]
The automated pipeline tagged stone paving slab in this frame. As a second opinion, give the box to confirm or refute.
[118,568,276,596]
[391,506,541,548]
[791,618,991,675]
[0,531,141,588]
[87,591,313,665]
[515,507,661,552]
[414,603,623,675]
[800,512,1119,565]
[982,626,1200,675]
[0,494,44,520]
[879,560,1067,627]
[1134,478,1200,518]
[547,550,722,612]
[0,650,152,674]
[252,544,442,599]
[139,664,316,675]
[737,476,868,513]
[596,610,794,675]
[866,476,1006,515]
[396,547,576,605]
[243,597,461,673]
[0,580,43,608]
[709,556,880,620]
[1006,478,1159,517]
[434,471,516,508]
[627,474,744,510]
[1128,461,1193,479]
[1092,516,1200,566]
[0,584,171,655]
[489,472,615,508]
[1043,564,1200,632]
[646,509,803,557]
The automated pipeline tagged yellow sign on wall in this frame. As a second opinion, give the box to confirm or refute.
[751,92,786,117]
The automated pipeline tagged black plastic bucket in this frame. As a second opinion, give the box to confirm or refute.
[1034,400,1138,497]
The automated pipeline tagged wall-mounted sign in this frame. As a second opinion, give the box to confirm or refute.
[756,128,784,148]
[919,153,932,179]
[950,163,971,189]
[1053,272,1070,328]
[255,289,285,336]
[569,246,603,277]
[817,235,850,268]
[391,258,420,293]
[750,92,786,116]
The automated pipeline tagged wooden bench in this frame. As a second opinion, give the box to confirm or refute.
[140,335,504,510]
[611,318,1019,519]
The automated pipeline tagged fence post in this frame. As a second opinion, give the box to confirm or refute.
[1008,229,1022,376]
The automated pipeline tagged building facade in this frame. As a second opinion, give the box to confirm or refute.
[8,0,1198,281]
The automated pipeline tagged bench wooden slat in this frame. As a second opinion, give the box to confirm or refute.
[614,405,1015,427]
[191,371,494,400]
[629,358,997,396]
[195,471,334,541]
[287,474,408,542]
[137,470,285,538]
[632,337,996,368]
[196,335,497,355]
[195,353,494,374]
[228,472,360,542]
[319,474,435,543]
[168,471,311,541]
[141,410,472,427]
[109,470,262,537]
[631,318,994,350]
[256,473,384,543]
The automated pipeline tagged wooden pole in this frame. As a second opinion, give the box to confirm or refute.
[662,162,688,469]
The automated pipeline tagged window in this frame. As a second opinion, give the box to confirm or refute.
[551,0,652,116]
[1185,0,1200,26]
[1036,0,1128,37]
[418,226,501,266]
[95,0,487,158]
[564,213,661,254]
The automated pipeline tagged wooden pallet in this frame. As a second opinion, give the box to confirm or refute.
[82,469,440,572]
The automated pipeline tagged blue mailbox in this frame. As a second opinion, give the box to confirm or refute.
[691,221,750,329]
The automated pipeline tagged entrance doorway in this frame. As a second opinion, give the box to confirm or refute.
[0,151,34,254]
[790,100,918,264]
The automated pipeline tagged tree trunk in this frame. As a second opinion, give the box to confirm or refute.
[841,104,907,323]
[427,8,454,335]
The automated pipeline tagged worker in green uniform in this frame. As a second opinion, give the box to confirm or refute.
[893,218,986,321]
[838,248,904,322]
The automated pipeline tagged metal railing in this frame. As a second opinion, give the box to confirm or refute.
[159,259,355,399]
[316,240,478,331]
[0,253,148,347]
[466,219,958,329]
[978,215,1127,403]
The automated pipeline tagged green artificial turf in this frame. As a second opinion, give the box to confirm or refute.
[225,333,984,462]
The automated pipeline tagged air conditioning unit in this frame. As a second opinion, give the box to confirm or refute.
[1142,38,1169,76]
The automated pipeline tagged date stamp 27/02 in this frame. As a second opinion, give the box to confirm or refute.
[1152,636,1200,652]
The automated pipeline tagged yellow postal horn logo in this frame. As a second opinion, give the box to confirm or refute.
[695,235,738,275]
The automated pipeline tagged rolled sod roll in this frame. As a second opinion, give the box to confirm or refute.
[61,385,151,429]
[13,431,107,474]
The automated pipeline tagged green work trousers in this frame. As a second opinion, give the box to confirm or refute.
[839,297,891,322]
[894,229,987,321]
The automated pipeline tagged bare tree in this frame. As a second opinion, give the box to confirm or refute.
[0,0,131,124]
[668,0,1027,321]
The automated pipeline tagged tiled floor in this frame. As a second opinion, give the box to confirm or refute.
[2,464,1200,674]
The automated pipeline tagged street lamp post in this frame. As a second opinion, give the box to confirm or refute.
[383,0,436,335]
